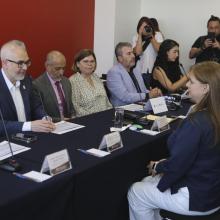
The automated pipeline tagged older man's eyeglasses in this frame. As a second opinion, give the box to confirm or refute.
[7,59,31,68]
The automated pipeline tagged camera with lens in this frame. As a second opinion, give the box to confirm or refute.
[144,26,153,34]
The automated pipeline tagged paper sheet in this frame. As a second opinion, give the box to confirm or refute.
[0,141,30,160]
[52,121,85,134]
[23,171,51,182]
[120,104,144,111]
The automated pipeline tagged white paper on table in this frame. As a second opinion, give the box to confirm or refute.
[52,121,85,134]
[120,104,144,111]
[0,141,30,160]
[110,124,131,132]
[86,148,110,157]
[23,171,51,182]
[140,129,160,136]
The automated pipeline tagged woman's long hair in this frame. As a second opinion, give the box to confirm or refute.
[155,39,179,67]
[191,61,220,144]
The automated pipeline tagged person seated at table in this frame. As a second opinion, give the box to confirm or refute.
[107,42,161,107]
[128,61,220,220]
[69,49,112,117]
[0,40,55,136]
[33,50,75,122]
[151,39,188,94]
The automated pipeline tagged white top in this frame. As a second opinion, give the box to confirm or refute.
[132,31,164,74]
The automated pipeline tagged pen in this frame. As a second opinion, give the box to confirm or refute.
[13,172,35,182]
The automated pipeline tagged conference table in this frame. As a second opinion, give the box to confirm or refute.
[0,101,191,220]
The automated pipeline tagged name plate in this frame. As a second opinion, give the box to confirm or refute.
[151,115,170,132]
[150,97,168,114]
[99,131,123,153]
[41,149,72,176]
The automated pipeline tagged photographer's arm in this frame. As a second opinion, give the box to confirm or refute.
[189,39,212,59]
[150,36,161,52]
[133,23,146,55]
[133,34,143,55]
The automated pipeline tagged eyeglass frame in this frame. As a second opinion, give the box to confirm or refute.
[7,59,31,68]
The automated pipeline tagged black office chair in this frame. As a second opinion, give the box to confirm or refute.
[160,208,220,220]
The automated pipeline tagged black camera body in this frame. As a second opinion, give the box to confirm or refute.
[207,32,216,43]
[144,26,153,34]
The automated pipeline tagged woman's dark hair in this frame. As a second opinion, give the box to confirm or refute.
[150,18,160,32]
[156,39,179,66]
[72,49,97,73]
[136,16,154,33]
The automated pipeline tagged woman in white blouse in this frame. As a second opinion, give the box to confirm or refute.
[69,49,112,117]
[132,17,164,76]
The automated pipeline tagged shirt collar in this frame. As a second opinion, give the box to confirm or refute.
[46,72,61,84]
[1,68,20,90]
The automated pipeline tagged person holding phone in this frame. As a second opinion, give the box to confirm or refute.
[189,15,220,63]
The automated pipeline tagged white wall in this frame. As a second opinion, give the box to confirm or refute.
[94,0,116,76]
[141,0,220,71]
[94,0,220,74]
[94,0,141,75]
[114,0,141,45]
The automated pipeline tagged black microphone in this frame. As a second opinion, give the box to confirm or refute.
[179,63,187,75]
[0,107,21,172]
[36,90,52,121]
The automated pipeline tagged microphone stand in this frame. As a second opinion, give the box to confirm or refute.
[0,108,21,172]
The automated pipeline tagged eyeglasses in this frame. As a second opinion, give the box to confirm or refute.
[81,60,95,64]
[7,59,31,68]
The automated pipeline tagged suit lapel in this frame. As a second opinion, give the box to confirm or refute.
[43,73,59,107]
[118,64,137,91]
[0,71,17,117]
[60,78,69,109]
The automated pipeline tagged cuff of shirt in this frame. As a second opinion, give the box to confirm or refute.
[22,122,32,131]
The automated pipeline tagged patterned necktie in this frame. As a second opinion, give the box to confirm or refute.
[55,81,67,117]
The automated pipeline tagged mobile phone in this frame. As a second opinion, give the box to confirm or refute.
[11,133,37,143]
[207,32,215,42]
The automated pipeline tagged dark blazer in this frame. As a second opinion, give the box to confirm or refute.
[0,71,45,136]
[33,73,74,122]
[156,111,220,212]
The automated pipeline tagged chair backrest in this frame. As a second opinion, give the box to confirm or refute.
[160,208,220,220]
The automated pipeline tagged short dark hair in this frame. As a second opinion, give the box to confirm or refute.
[72,49,96,73]
[207,15,220,27]
[115,42,132,60]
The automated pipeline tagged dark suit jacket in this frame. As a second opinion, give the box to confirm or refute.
[0,71,45,136]
[33,73,74,122]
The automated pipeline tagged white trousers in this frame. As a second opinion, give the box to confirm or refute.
[128,175,219,220]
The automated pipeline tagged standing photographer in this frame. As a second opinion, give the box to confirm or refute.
[132,17,164,88]
[189,15,220,63]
